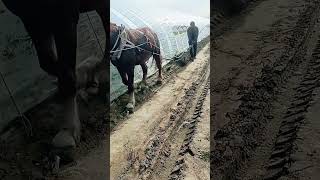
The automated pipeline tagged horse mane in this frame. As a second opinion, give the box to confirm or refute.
[110,22,118,32]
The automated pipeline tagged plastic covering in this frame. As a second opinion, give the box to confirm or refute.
[110,7,210,101]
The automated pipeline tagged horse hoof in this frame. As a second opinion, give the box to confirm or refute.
[51,147,75,164]
[52,129,78,149]
[126,103,135,113]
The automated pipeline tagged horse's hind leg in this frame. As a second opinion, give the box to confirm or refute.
[154,54,163,84]
[140,62,148,87]
[126,66,135,112]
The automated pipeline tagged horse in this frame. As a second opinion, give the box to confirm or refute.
[1,0,108,150]
[110,23,163,112]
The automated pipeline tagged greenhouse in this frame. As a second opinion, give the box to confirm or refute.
[110,7,210,101]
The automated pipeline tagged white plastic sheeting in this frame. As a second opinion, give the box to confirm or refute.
[110,7,210,101]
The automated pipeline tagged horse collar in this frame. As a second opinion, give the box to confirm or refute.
[110,25,141,62]
[111,26,124,52]
[110,25,126,62]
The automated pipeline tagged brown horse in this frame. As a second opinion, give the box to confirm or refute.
[1,0,108,150]
[110,23,163,111]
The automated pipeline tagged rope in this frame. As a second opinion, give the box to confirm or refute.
[110,40,186,61]
[110,42,149,53]
[110,32,175,60]
[0,70,33,136]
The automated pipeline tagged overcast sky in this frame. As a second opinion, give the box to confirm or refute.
[111,0,210,19]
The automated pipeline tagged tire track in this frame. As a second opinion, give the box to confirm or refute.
[264,36,320,180]
[211,1,320,179]
[136,59,210,180]
[212,12,225,29]
[168,79,210,180]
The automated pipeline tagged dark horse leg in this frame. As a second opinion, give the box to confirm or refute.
[51,19,80,148]
[152,34,163,84]
[20,14,80,149]
[140,62,148,85]
[22,22,59,77]
[126,66,135,112]
[153,53,163,84]
[120,70,128,86]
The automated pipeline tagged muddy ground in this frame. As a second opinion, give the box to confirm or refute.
[211,0,320,179]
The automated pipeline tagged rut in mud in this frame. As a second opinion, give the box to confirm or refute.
[263,35,320,180]
[167,79,210,180]
[145,63,210,180]
[211,0,320,179]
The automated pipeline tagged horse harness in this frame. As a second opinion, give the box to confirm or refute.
[110,25,157,62]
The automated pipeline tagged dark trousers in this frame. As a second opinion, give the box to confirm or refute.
[189,41,197,58]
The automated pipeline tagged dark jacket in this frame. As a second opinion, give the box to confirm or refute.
[187,26,199,45]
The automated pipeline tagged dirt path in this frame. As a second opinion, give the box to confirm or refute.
[181,91,210,180]
[111,44,209,180]
[211,0,320,179]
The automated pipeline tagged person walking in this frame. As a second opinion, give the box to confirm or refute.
[187,21,199,61]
